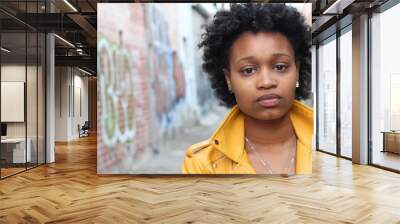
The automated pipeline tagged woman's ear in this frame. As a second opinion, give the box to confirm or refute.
[223,69,232,92]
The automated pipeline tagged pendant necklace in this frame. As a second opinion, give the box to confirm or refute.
[245,135,296,174]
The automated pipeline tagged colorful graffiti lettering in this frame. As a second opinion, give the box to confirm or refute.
[147,5,186,122]
[98,33,137,147]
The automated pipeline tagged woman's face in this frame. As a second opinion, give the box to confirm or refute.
[226,31,299,121]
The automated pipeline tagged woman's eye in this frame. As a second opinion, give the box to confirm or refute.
[240,67,257,75]
[274,64,288,72]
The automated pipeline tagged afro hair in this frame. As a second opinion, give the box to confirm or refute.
[198,3,311,107]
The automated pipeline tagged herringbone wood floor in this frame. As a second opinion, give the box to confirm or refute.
[1,134,400,223]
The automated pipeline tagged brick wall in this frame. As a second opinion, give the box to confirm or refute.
[97,3,213,173]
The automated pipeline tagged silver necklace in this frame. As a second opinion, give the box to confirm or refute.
[245,136,296,174]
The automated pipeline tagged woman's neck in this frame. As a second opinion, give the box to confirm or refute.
[244,112,295,148]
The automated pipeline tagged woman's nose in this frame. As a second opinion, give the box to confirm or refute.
[256,68,277,89]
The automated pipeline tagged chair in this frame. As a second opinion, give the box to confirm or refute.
[79,121,90,138]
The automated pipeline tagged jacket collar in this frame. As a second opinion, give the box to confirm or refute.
[209,100,314,164]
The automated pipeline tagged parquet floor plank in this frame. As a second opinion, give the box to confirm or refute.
[0,135,400,223]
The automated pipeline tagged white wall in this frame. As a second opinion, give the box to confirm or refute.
[1,66,26,135]
[1,65,36,138]
[54,67,89,141]
[55,66,68,141]
[1,63,46,164]
[71,72,89,138]
[1,65,26,141]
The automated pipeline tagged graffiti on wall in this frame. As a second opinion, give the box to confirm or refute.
[98,4,199,172]
[147,4,186,136]
[98,33,136,147]
[97,29,152,170]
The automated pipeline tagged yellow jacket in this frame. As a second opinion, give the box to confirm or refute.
[181,100,314,174]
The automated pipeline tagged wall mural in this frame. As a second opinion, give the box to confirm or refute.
[148,5,186,129]
[98,32,151,171]
[97,3,313,173]
[98,4,189,172]
[98,35,136,147]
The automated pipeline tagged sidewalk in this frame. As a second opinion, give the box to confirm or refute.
[134,105,228,173]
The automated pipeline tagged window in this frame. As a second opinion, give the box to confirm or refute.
[370,2,400,171]
[317,35,337,155]
[339,27,352,158]
[0,1,46,179]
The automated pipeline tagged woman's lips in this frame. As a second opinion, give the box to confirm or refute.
[256,94,282,108]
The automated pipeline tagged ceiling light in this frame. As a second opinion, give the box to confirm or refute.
[76,48,84,55]
[78,67,92,76]
[54,34,75,48]
[323,0,341,14]
[323,0,355,15]
[1,47,11,53]
[63,0,78,12]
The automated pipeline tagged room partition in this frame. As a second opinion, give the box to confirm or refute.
[0,0,46,179]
